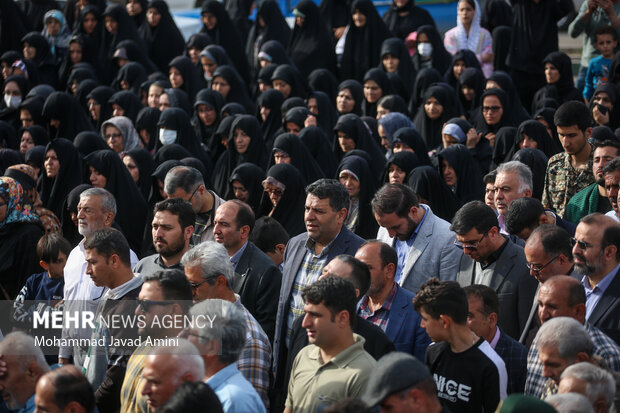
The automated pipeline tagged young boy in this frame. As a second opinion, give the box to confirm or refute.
[413,278,508,413]
[583,26,618,102]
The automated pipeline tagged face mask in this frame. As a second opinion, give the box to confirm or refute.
[159,129,177,145]
[4,94,21,109]
[417,43,433,58]
[204,72,212,82]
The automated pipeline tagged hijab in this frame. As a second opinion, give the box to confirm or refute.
[212,65,255,114]
[42,91,94,140]
[391,127,431,166]
[490,126,517,169]
[113,62,146,95]
[149,159,182,206]
[438,143,484,203]
[139,0,185,73]
[152,143,192,167]
[308,90,338,135]
[407,165,461,222]
[362,68,393,118]
[377,94,408,116]
[191,88,224,146]
[271,65,308,99]
[125,147,154,201]
[39,138,83,218]
[457,67,485,122]
[135,106,160,151]
[473,88,516,137]
[86,86,115,130]
[532,52,580,114]
[409,67,442,115]
[299,126,339,178]
[337,79,364,115]
[413,84,460,149]
[114,39,159,74]
[307,68,339,102]
[271,133,325,183]
[161,88,191,115]
[379,37,416,97]
[168,56,205,101]
[512,119,561,159]
[73,131,109,157]
[257,40,295,68]
[246,0,291,73]
[100,115,141,154]
[22,125,49,147]
[154,108,210,167]
[100,5,145,82]
[377,112,415,149]
[108,90,143,123]
[512,148,548,200]
[0,149,23,175]
[444,49,481,89]
[257,89,285,151]
[228,162,266,213]
[21,32,58,86]
[487,71,530,123]
[382,0,435,39]
[454,0,484,52]
[258,163,306,236]
[412,25,452,75]
[383,151,420,182]
[333,113,385,180]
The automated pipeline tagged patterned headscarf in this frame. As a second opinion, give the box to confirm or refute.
[0,177,39,229]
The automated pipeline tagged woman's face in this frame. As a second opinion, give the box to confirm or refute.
[520,133,538,149]
[382,54,399,73]
[201,56,217,78]
[123,154,139,182]
[212,76,230,99]
[392,142,413,153]
[231,180,249,202]
[482,95,503,125]
[158,93,171,112]
[259,81,271,93]
[20,109,33,128]
[336,88,355,113]
[307,97,318,115]
[112,103,125,117]
[89,165,107,188]
[458,0,475,26]
[126,0,143,16]
[234,128,251,154]
[388,164,406,184]
[23,43,36,60]
[442,133,459,148]
[593,92,613,111]
[20,131,35,154]
[485,79,500,90]
[69,42,83,64]
[364,80,383,103]
[259,106,270,122]
[272,79,291,99]
[441,159,457,187]
[104,124,124,153]
[46,18,61,36]
[104,16,118,34]
[197,104,216,126]
[201,12,217,30]
[44,149,60,178]
[146,7,162,27]
[352,9,367,27]
[169,67,184,89]
[148,84,163,108]
[424,96,444,120]
[2,62,11,80]
[453,60,466,79]
[337,132,356,152]
[376,104,389,119]
[339,171,360,198]
[273,150,291,164]
[82,13,97,34]
[264,183,282,206]
[88,98,100,120]
[544,62,560,84]
[188,47,201,65]
[461,85,475,101]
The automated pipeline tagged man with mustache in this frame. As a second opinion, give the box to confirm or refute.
[134,198,195,276]
[493,161,533,235]
[603,157,620,222]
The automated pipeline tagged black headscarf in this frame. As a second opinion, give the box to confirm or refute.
[125,147,154,201]
[533,107,561,148]
[391,127,431,166]
[512,148,548,201]
[490,126,517,170]
[409,67,442,116]
[444,49,481,89]
[21,32,58,87]
[271,65,308,99]
[591,83,620,130]
[75,79,99,111]
[73,131,109,157]
[333,113,385,180]
[152,143,192,165]
[288,0,337,77]
[382,0,435,39]
[135,106,161,152]
[307,68,340,102]
[100,5,145,82]
[383,151,420,183]
[0,0,29,56]
[319,0,351,31]
[84,149,148,252]
[154,108,210,168]
[376,94,407,118]
[361,68,393,118]
[379,37,416,98]
[162,88,191,115]
[39,138,83,218]
[512,119,561,159]
[0,149,23,175]
[139,0,185,73]
[491,25,511,73]
[228,162,265,213]
[407,165,461,222]
[209,115,236,165]
[258,163,306,237]
[532,52,581,114]
[212,65,255,114]
[108,90,143,123]
[341,0,392,82]
[246,0,291,73]
[113,61,146,95]
[22,125,49,147]
[74,6,104,71]
[473,88,517,137]
[60,183,92,246]
[221,103,247,117]
[271,133,325,183]
[412,25,452,75]
[86,86,115,130]
[149,159,182,206]
[308,90,338,135]
[457,67,485,122]
[257,40,295,68]
[42,91,94,140]
[168,56,205,101]
[191,88,224,146]
[413,84,460,149]
[337,79,363,115]
[438,143,484,203]
[481,0,513,32]
[487,71,531,123]
[257,89,285,151]
[299,126,338,178]
[114,39,159,74]
[25,146,45,172]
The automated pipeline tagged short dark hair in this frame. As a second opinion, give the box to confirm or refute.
[47,366,95,413]
[305,179,350,212]
[334,255,371,297]
[528,224,573,261]
[593,139,620,155]
[249,216,289,253]
[602,156,620,174]
[450,201,498,235]
[302,275,357,327]
[158,381,223,413]
[154,198,197,231]
[83,227,131,266]
[228,199,255,232]
[371,183,418,217]
[37,233,72,263]
[581,213,620,261]
[413,278,468,324]
[464,285,500,317]
[505,197,545,235]
[594,25,617,41]
[164,166,204,194]
[483,170,497,185]
[142,269,193,313]
[360,240,397,268]
[547,276,587,306]
[554,101,592,133]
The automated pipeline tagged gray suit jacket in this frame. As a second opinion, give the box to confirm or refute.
[456,240,538,340]
[377,205,460,293]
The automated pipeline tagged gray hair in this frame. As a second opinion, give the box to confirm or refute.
[181,241,234,288]
[545,393,595,413]
[80,188,117,216]
[148,338,205,380]
[164,166,204,195]
[189,299,247,364]
[0,332,50,373]
[536,317,594,360]
[496,161,533,193]
[560,362,615,410]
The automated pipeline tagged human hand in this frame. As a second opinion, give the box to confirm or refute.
[592,104,610,125]
[304,115,317,128]
[466,128,481,149]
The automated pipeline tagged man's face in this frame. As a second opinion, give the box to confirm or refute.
[321,258,352,280]
[0,357,35,410]
[572,223,606,277]
[604,170,620,213]
[419,309,445,342]
[380,391,421,413]
[141,356,186,410]
[34,376,63,413]
[494,171,529,215]
[539,344,572,384]
[213,203,243,252]
[374,209,416,241]
[466,296,494,341]
[135,281,171,337]
[77,196,109,238]
[152,211,187,258]
[485,182,496,209]
[46,252,68,279]
[455,228,495,263]
[184,265,217,303]
[593,146,618,186]
[166,186,202,214]
[304,194,345,245]
[355,244,391,296]
[557,125,588,156]
[524,239,562,283]
[85,248,114,288]
[537,283,579,323]
[301,301,340,349]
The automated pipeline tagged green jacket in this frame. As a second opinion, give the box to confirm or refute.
[564,183,600,224]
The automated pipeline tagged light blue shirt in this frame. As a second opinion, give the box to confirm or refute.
[394,207,427,283]
[582,262,620,319]
[19,394,35,413]
[205,363,266,413]
[230,241,249,271]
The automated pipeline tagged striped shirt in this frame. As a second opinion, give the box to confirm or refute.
[358,283,398,332]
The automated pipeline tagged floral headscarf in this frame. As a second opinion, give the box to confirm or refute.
[0,177,39,229]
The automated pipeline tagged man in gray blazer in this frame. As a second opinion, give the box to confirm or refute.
[452,201,538,340]
[372,184,460,293]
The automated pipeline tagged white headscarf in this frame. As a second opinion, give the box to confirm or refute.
[455,0,482,53]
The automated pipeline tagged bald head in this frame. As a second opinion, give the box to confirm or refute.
[538,276,586,324]
[35,365,94,413]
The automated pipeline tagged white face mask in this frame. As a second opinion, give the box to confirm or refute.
[4,94,21,109]
[159,129,177,145]
[417,42,433,58]
[204,72,212,82]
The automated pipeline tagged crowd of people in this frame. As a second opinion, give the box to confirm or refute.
[0,0,620,410]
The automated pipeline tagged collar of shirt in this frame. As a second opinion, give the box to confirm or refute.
[489,327,501,349]
[154,255,183,270]
[230,241,248,270]
[582,261,620,295]
[305,227,342,257]
[309,334,367,368]
[104,275,143,300]
[396,205,428,248]
[205,362,240,389]
[360,282,398,314]
[481,236,508,269]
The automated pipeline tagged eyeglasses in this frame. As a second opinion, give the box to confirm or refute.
[482,106,502,113]
[189,276,218,290]
[105,133,122,140]
[187,185,200,203]
[526,255,559,274]
[178,327,210,341]
[454,232,488,250]
[136,299,171,312]
[264,187,283,196]
[570,237,601,250]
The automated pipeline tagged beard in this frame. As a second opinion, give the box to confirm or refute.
[154,237,185,258]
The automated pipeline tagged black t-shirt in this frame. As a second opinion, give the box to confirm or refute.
[425,338,507,413]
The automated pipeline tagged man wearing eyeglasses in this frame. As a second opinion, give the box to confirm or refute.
[452,201,538,340]
[163,166,224,246]
[573,213,620,344]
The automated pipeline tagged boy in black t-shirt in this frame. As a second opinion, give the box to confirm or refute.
[413,278,508,413]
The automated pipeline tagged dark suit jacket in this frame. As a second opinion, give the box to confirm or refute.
[381,285,430,361]
[456,240,538,340]
[589,267,620,345]
[233,241,282,343]
[494,328,528,394]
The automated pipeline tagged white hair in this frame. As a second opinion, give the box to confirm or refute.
[0,332,50,373]
[496,160,533,193]
[181,241,235,288]
[149,338,204,380]
[545,393,595,413]
[536,317,593,360]
[560,362,615,411]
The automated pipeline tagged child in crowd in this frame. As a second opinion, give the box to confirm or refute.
[583,26,618,102]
